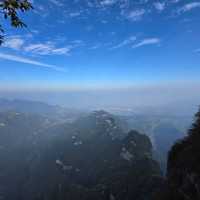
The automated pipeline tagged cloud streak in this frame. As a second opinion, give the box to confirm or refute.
[132,38,160,48]
[49,0,64,7]
[24,43,71,56]
[0,53,66,72]
[178,2,200,13]
[125,9,146,21]
[110,36,136,49]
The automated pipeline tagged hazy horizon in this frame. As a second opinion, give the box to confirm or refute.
[0,81,199,116]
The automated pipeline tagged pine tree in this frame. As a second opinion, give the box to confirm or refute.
[0,0,33,45]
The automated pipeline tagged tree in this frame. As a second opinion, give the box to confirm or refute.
[0,0,33,45]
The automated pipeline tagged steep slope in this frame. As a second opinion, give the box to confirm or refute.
[123,114,188,171]
[19,111,161,200]
[156,108,200,200]
[0,110,162,200]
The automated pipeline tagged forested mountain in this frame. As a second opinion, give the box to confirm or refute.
[156,108,200,200]
[0,108,162,200]
[0,99,189,159]
[1,99,199,200]
[122,114,191,172]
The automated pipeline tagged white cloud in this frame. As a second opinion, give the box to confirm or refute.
[51,47,71,55]
[0,53,66,72]
[171,0,181,3]
[178,2,200,13]
[70,40,84,46]
[132,38,160,48]
[3,36,24,50]
[69,12,81,17]
[154,2,165,11]
[2,35,78,56]
[100,0,116,6]
[125,9,146,21]
[24,43,71,56]
[111,36,136,49]
[89,44,102,50]
[49,0,64,6]
[194,48,200,53]
[86,0,117,8]
[31,30,40,34]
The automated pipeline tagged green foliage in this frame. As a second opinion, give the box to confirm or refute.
[0,0,33,44]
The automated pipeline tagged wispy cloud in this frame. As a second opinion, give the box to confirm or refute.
[24,43,71,56]
[194,48,200,53]
[3,36,25,50]
[69,12,81,17]
[171,0,181,3]
[110,36,136,49]
[49,0,64,7]
[0,53,66,72]
[178,2,200,13]
[86,0,117,8]
[89,44,102,50]
[2,36,73,56]
[153,2,165,12]
[132,38,160,48]
[124,9,146,21]
[100,0,116,6]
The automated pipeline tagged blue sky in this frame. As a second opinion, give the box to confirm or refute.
[0,0,200,91]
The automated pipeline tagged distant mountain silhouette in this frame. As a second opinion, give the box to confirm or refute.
[0,98,84,121]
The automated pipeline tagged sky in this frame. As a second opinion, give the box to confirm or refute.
[0,0,200,93]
